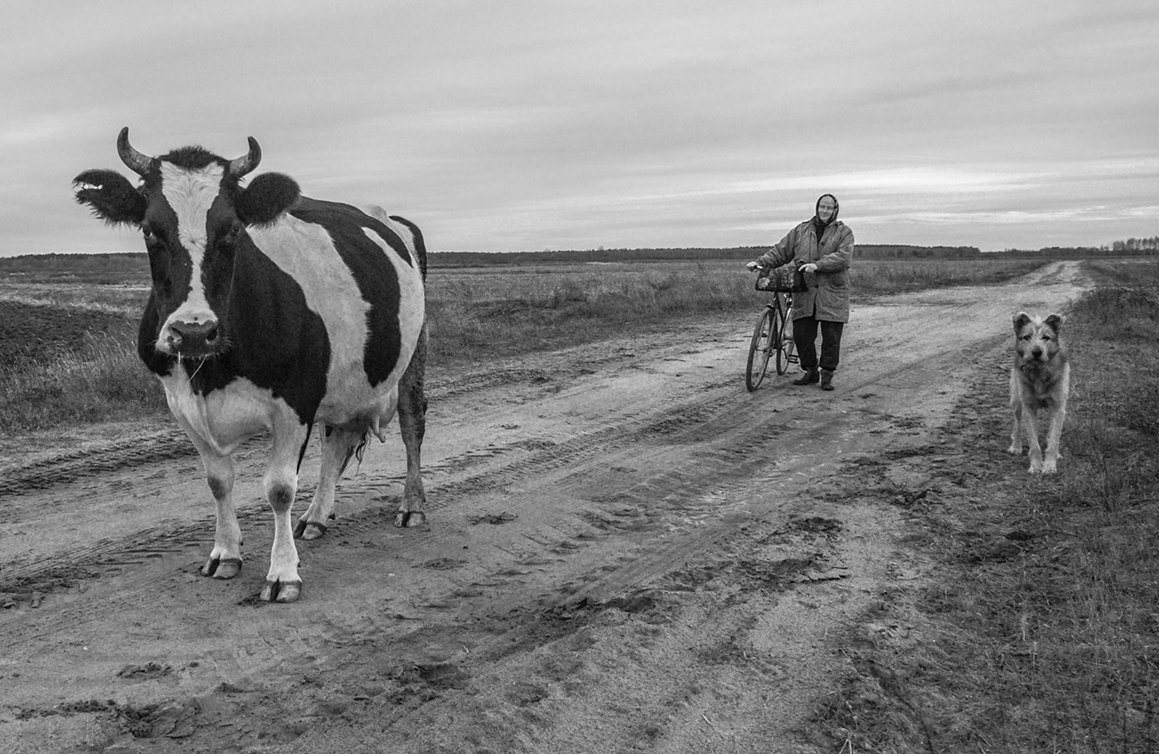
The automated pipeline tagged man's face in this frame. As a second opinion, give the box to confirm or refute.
[817,198,837,222]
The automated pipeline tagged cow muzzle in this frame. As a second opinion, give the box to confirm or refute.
[163,319,223,358]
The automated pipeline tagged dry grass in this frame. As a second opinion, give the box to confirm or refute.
[814,256,1159,752]
[851,257,1048,295]
[424,258,1049,360]
[0,330,164,430]
[0,255,1047,432]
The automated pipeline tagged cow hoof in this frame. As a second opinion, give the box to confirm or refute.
[394,510,427,528]
[293,520,328,540]
[201,557,242,579]
[260,579,303,603]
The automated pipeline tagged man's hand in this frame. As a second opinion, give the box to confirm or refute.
[800,263,819,274]
[745,260,761,271]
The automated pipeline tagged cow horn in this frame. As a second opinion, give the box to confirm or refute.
[228,137,261,178]
[116,127,153,176]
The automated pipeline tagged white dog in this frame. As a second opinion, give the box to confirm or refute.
[1007,312,1070,474]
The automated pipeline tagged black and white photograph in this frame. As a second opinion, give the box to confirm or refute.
[1,1,1157,751]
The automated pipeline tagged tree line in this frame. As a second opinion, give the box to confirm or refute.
[1,239,1154,274]
[1111,237,1159,252]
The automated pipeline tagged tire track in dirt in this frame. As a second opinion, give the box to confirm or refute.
[0,327,921,602]
[0,327,727,587]
[182,342,989,754]
[0,341,836,715]
[0,364,734,594]
[4,330,992,696]
[0,344,645,504]
[0,316,1003,640]
[0,430,193,503]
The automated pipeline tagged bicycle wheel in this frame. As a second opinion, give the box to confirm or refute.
[774,303,795,375]
[745,307,774,391]
[784,315,797,366]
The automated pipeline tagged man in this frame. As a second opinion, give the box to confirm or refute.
[747,194,853,391]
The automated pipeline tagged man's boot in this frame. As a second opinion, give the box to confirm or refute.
[792,368,819,386]
[820,369,835,391]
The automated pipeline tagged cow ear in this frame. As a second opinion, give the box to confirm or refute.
[1045,313,1062,333]
[235,172,300,227]
[73,169,146,225]
[1013,311,1031,332]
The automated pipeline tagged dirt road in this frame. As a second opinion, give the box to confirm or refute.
[0,262,1088,753]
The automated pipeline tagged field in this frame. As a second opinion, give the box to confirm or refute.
[0,256,1046,433]
[0,253,1157,752]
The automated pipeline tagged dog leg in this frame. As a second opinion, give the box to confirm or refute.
[1007,370,1023,455]
[1024,408,1044,474]
[1008,405,1023,455]
[1042,405,1066,474]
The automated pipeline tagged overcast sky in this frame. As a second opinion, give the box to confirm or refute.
[4,0,1157,257]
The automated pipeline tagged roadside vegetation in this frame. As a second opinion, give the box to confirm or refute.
[817,256,1159,751]
[0,257,1047,432]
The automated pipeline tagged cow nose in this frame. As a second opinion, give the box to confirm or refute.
[168,320,220,354]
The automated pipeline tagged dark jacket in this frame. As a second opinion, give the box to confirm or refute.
[756,219,854,322]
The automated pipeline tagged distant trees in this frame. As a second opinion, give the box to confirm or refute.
[3,238,1154,276]
[1111,236,1159,252]
[854,245,981,259]
[0,252,146,275]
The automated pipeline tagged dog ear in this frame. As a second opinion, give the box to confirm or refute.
[1045,314,1062,333]
[1013,312,1031,332]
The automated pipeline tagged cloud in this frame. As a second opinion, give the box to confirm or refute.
[4,0,1159,256]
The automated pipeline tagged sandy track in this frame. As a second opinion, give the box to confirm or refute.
[0,262,1087,753]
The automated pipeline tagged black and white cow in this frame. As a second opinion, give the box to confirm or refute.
[74,128,428,603]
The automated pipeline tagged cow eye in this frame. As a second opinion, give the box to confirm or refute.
[217,225,241,249]
[143,227,161,245]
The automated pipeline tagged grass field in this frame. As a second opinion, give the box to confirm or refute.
[0,256,1047,432]
[817,255,1159,751]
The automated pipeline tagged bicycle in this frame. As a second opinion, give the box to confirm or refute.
[745,271,798,392]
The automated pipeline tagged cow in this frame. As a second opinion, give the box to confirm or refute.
[73,128,428,603]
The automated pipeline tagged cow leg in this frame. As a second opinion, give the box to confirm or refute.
[295,425,363,540]
[199,450,243,579]
[171,415,243,581]
[260,418,309,603]
[395,324,428,528]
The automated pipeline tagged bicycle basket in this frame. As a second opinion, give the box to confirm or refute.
[755,262,806,293]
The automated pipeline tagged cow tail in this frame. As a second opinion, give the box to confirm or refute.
[297,422,314,473]
[354,432,371,464]
[390,215,427,281]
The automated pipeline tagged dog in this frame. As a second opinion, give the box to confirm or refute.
[1007,312,1070,474]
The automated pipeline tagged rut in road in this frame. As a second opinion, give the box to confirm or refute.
[0,312,993,599]
[2,326,996,688]
[0,347,642,503]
